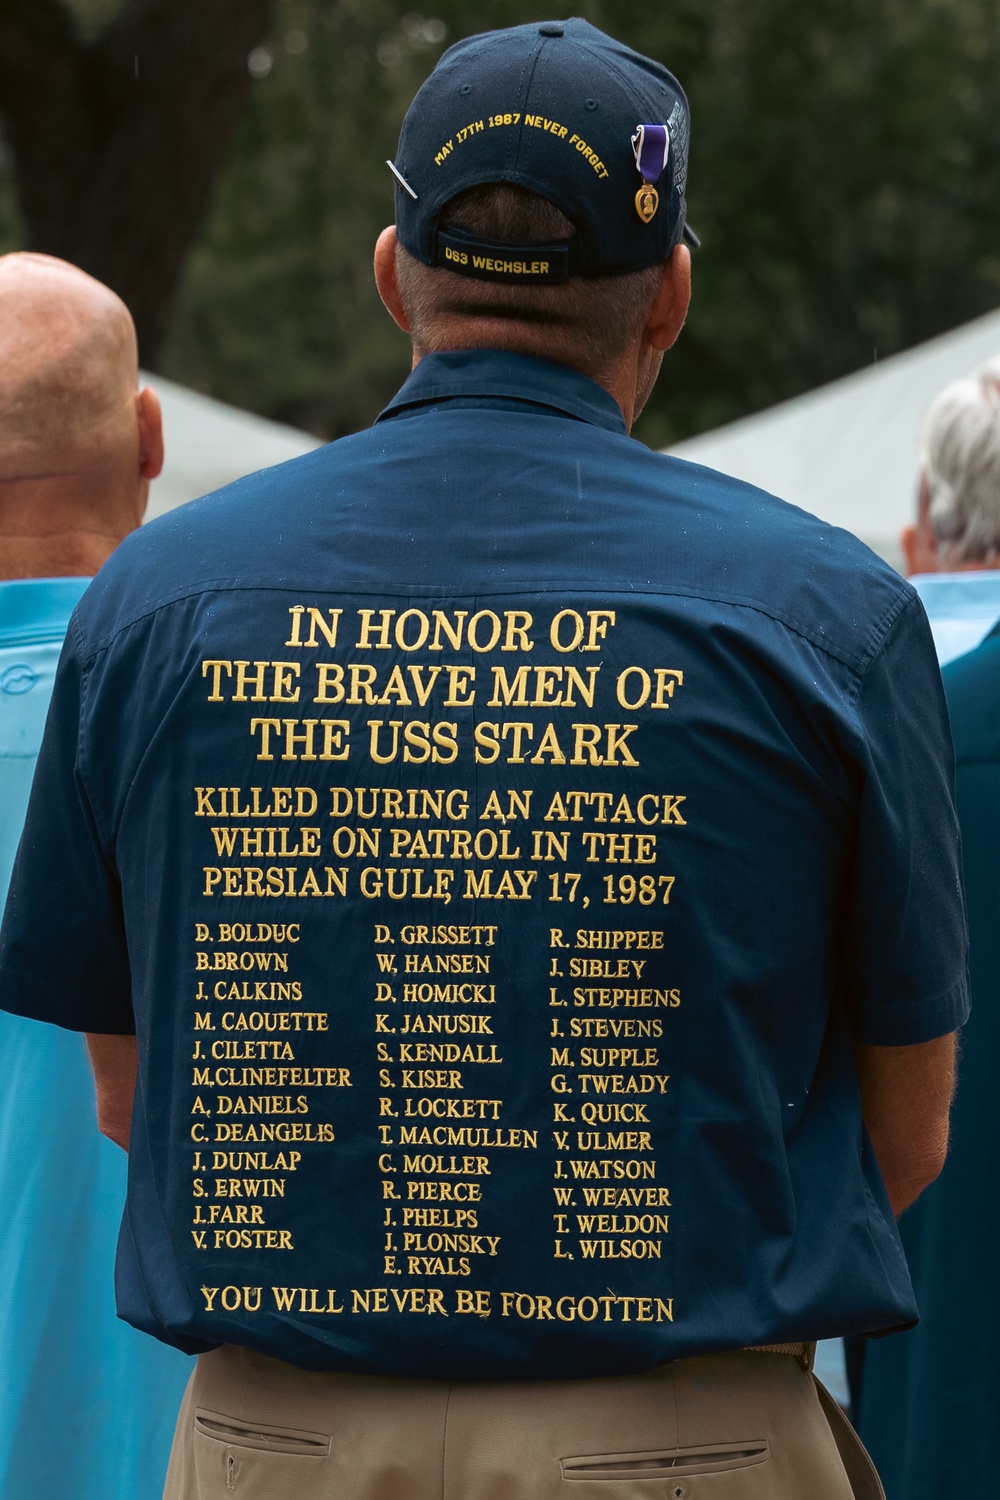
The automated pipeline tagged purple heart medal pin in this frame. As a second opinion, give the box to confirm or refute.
[631,124,669,224]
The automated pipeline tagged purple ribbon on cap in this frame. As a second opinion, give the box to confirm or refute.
[631,124,670,184]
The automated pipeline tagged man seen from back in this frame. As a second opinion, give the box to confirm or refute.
[0,252,189,1500]
[0,25,968,1500]
[857,365,1000,1498]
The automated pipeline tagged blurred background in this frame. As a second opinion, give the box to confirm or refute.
[2,0,999,456]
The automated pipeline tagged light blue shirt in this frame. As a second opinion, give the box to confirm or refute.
[909,570,1000,667]
[0,578,189,1500]
[0,580,91,890]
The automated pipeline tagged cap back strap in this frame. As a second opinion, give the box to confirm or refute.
[433,227,573,284]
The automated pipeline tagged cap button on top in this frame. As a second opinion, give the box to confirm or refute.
[538,23,565,36]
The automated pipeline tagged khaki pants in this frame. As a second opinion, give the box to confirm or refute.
[164,1343,883,1500]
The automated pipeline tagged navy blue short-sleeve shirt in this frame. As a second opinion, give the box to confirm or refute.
[0,352,969,1379]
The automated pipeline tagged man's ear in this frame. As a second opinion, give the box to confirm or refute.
[137,386,164,481]
[374,226,411,333]
[901,474,939,576]
[900,524,924,576]
[645,244,692,353]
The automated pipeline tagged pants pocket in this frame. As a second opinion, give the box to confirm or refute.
[194,1407,330,1457]
[812,1381,885,1500]
[561,1441,770,1481]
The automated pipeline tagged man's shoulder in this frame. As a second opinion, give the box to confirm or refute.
[618,447,912,673]
[71,422,911,679]
[943,629,1000,762]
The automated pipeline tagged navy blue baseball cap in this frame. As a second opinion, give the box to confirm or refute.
[388,18,697,286]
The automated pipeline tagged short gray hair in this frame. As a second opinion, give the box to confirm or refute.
[921,360,1000,563]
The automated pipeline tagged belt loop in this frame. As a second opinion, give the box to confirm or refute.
[800,1341,816,1373]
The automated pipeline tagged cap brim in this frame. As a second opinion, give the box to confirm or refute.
[682,222,701,250]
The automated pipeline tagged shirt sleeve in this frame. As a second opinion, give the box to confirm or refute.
[844,590,970,1046]
[0,622,134,1033]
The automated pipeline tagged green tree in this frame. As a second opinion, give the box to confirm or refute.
[619,0,1000,444]
[0,0,273,360]
[160,0,1000,447]
[3,0,1000,449]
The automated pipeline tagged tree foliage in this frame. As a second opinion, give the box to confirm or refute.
[2,0,1000,448]
[0,0,272,360]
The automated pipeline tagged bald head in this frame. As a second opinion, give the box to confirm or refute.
[0,253,139,476]
[0,254,163,578]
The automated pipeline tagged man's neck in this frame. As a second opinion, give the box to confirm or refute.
[0,529,121,581]
[0,470,142,580]
[410,338,657,433]
[931,557,1000,575]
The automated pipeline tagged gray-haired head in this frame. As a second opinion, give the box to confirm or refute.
[921,361,1000,566]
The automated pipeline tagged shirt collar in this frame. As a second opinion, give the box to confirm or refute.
[375,350,628,435]
[910,570,1000,666]
[0,577,89,646]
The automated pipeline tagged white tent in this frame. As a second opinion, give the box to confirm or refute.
[144,373,322,523]
[667,307,1000,569]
